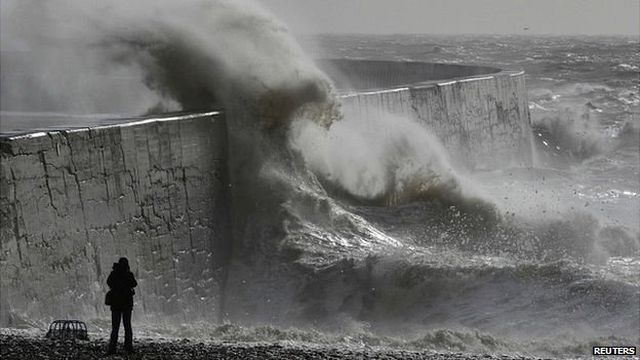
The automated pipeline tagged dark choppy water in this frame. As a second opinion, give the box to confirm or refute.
[287,34,640,356]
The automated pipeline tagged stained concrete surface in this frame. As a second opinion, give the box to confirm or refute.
[0,60,532,326]
[0,112,230,325]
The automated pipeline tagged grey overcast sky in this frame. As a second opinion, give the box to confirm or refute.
[259,0,640,35]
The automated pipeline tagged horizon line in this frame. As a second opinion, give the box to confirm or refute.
[295,32,639,38]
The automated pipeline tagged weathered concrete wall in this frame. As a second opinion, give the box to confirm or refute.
[333,60,532,170]
[0,112,230,326]
[0,60,533,327]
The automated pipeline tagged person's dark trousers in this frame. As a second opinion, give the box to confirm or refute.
[109,308,133,352]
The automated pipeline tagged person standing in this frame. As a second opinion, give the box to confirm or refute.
[106,257,137,354]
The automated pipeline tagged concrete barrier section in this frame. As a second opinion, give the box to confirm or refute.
[323,60,532,169]
[0,113,230,325]
[0,60,532,325]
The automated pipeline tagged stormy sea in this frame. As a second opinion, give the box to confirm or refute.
[1,1,638,359]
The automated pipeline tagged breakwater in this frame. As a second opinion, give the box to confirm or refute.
[319,59,532,170]
[0,113,230,325]
[0,60,532,326]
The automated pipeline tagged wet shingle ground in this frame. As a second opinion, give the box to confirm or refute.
[0,333,542,360]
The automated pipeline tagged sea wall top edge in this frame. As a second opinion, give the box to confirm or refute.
[0,68,524,137]
[339,69,524,98]
[0,111,222,140]
[0,59,525,137]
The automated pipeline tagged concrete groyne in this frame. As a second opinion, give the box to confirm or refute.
[0,60,532,326]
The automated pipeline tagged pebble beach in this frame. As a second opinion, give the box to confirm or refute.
[0,331,542,360]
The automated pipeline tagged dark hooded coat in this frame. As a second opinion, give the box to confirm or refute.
[106,260,137,310]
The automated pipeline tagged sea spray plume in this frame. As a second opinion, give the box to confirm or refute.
[87,0,394,324]
[2,0,367,325]
[2,0,345,250]
[95,0,341,128]
[290,108,496,213]
[1,0,341,127]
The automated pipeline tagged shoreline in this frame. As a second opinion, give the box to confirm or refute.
[0,331,540,360]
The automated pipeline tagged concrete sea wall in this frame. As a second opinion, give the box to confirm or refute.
[321,60,532,170]
[0,60,532,326]
[0,113,230,325]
